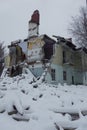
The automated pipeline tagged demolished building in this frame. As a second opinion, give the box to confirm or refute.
[5,10,87,85]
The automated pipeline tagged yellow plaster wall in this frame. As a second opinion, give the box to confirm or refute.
[5,55,10,67]
[52,44,63,65]
[28,37,45,50]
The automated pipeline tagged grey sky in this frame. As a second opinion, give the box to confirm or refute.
[0,0,86,45]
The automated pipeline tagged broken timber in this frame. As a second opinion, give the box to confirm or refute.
[51,107,87,130]
[12,113,30,121]
[50,108,87,120]
[55,122,77,130]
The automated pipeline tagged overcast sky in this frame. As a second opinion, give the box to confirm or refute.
[0,0,86,45]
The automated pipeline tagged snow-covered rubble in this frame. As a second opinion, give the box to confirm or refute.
[0,69,87,130]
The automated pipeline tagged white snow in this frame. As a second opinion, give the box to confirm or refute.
[0,69,87,130]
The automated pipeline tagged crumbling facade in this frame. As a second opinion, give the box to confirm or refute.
[46,36,87,85]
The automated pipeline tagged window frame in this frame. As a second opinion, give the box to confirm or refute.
[63,71,67,80]
[51,68,56,81]
[63,50,66,63]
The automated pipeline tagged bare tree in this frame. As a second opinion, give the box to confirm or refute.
[0,42,5,76]
[69,7,87,47]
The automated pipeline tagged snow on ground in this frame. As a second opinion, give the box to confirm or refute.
[0,69,87,130]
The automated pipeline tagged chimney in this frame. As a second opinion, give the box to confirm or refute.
[28,10,40,38]
[29,10,40,25]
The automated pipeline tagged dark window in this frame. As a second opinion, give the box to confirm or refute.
[72,76,74,84]
[63,51,66,63]
[43,43,54,60]
[51,69,55,81]
[63,71,67,80]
